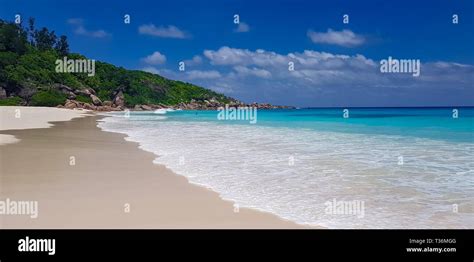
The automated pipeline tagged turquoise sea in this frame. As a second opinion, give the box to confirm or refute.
[99,107,474,228]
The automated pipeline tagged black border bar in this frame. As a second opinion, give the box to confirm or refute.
[0,229,472,260]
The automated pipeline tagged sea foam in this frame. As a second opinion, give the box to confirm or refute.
[98,112,474,228]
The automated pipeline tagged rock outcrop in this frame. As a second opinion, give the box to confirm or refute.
[90,94,102,106]
[112,90,125,107]
[168,98,293,110]
[55,88,292,112]
[61,99,122,111]
[74,88,96,96]
[54,84,76,99]
[140,105,153,111]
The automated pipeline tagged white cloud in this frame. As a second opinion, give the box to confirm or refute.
[235,22,250,33]
[204,46,252,65]
[74,26,110,38]
[67,18,110,38]
[204,46,287,66]
[233,66,271,78]
[307,29,365,47]
[138,24,189,39]
[184,55,203,66]
[142,51,167,65]
[150,46,473,107]
[203,46,374,69]
[187,70,221,79]
[199,47,474,106]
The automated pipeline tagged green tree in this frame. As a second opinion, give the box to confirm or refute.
[35,27,57,51]
[55,35,69,56]
[28,17,36,46]
[0,20,28,54]
[0,17,238,108]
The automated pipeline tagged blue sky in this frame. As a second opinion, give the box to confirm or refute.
[1,0,473,107]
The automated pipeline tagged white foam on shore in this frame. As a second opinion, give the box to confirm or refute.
[98,113,474,228]
[154,108,176,114]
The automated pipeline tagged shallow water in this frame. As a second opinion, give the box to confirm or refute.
[98,108,474,228]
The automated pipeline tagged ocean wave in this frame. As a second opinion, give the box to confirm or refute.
[154,108,178,115]
[98,113,474,228]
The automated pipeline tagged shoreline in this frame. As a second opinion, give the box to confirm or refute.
[0,107,306,228]
[0,106,91,145]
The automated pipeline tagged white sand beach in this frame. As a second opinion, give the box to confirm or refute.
[0,106,91,145]
[0,106,303,228]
